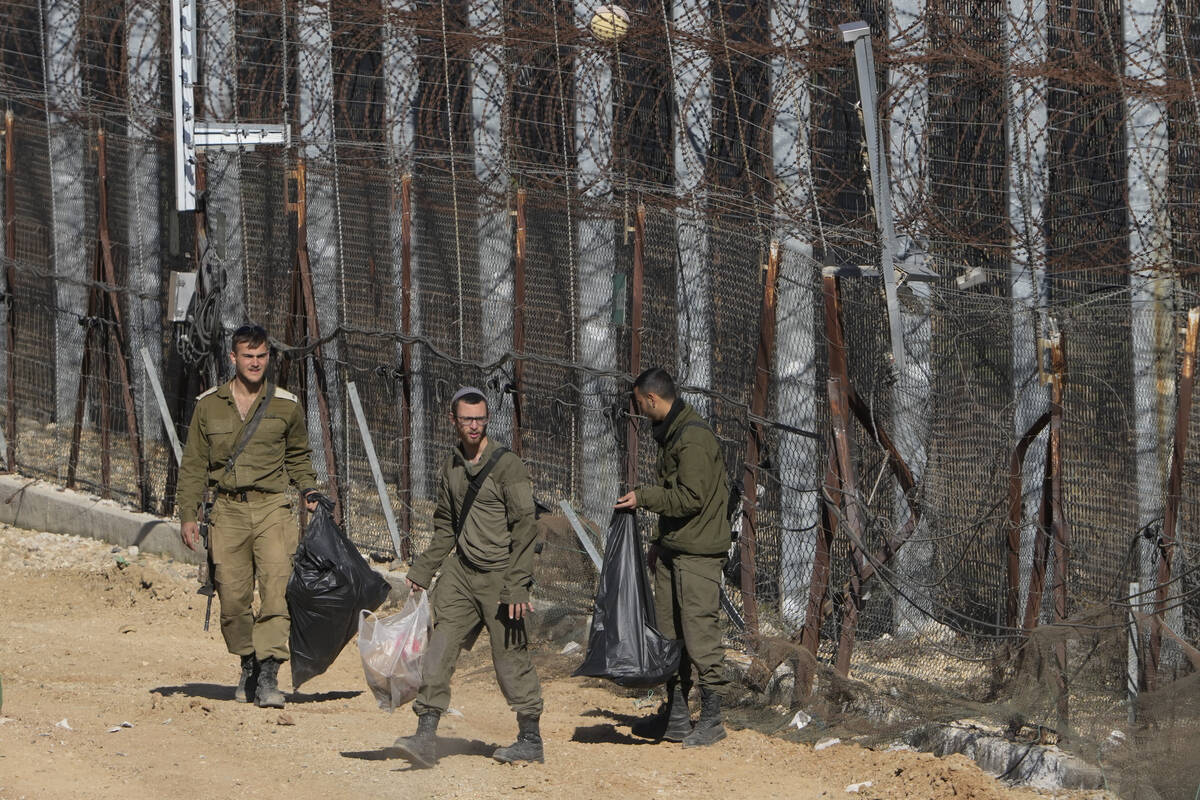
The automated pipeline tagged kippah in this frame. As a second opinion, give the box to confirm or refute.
[450,385,486,408]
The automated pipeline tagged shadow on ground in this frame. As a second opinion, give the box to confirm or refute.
[288,689,362,704]
[571,723,653,745]
[151,683,233,701]
[341,736,498,770]
[150,685,361,704]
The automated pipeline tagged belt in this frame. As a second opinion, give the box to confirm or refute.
[216,487,278,503]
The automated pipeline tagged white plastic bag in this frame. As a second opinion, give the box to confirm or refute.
[357,591,430,711]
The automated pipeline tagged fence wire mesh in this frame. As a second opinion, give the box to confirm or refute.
[4,0,1200,795]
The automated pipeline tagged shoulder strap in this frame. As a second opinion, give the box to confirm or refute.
[451,446,509,539]
[222,382,276,478]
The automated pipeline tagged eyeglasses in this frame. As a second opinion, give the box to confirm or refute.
[456,415,488,428]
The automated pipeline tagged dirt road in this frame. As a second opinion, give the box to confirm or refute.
[0,524,1113,800]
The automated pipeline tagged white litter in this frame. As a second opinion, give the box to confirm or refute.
[845,781,873,793]
[55,719,72,730]
[814,737,840,751]
[444,707,463,717]
[789,710,811,730]
[559,641,581,655]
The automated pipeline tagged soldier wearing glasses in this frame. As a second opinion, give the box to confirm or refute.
[393,386,544,767]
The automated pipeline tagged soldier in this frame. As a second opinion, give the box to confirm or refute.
[178,324,320,709]
[393,386,543,768]
[615,367,731,747]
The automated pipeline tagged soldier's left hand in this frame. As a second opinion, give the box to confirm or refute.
[614,491,638,510]
[304,490,319,512]
[506,601,533,621]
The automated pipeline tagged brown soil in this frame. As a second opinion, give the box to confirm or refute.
[0,524,1116,800]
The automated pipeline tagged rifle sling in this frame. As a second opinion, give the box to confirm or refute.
[215,381,277,490]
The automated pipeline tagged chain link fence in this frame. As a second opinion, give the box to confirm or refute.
[4,0,1200,795]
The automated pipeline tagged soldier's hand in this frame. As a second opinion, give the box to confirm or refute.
[405,577,424,593]
[304,490,319,513]
[614,491,638,511]
[506,601,533,621]
[181,521,201,551]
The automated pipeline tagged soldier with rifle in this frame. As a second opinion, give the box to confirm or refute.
[178,324,320,708]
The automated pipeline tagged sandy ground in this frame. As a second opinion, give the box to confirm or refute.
[0,523,1117,800]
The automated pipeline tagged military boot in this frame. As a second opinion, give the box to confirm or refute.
[631,685,692,742]
[681,688,726,748]
[393,712,440,768]
[234,654,258,703]
[493,713,544,763]
[254,657,286,708]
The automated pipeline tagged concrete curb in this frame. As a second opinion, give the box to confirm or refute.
[0,475,199,564]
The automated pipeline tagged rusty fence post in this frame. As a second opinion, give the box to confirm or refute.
[397,173,413,560]
[1044,332,1069,728]
[793,441,838,702]
[624,202,645,491]
[4,110,16,471]
[738,241,779,641]
[513,188,527,456]
[1147,306,1200,688]
[67,130,150,508]
[288,159,343,525]
[829,375,868,678]
[1005,410,1051,631]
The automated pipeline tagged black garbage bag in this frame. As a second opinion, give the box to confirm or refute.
[287,495,391,689]
[573,511,681,688]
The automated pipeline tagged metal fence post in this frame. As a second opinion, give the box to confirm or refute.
[398,173,413,557]
[513,187,527,456]
[1148,307,1199,688]
[624,202,645,491]
[287,158,343,525]
[3,110,16,471]
[738,241,779,641]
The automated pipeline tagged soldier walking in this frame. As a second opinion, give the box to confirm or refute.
[615,367,731,747]
[178,324,320,708]
[393,386,543,768]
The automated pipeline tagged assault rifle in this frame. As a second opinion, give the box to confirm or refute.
[197,487,217,630]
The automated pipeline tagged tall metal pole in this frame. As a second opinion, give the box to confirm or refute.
[398,173,413,558]
[4,110,16,470]
[625,203,645,491]
[513,188,527,456]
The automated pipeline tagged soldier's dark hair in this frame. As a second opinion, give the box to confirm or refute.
[231,324,269,352]
[633,367,676,401]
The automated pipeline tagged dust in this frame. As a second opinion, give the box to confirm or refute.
[0,523,1118,800]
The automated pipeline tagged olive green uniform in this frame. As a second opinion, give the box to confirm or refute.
[407,439,542,718]
[177,383,318,662]
[636,400,730,696]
